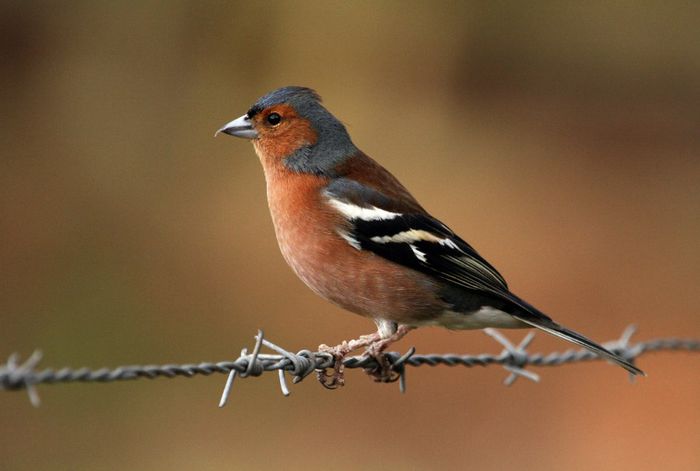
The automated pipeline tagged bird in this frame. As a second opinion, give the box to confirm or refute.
[216,86,644,387]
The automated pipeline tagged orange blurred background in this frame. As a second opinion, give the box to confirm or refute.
[1,2,698,470]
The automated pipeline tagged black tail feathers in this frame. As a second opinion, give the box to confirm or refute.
[513,315,645,376]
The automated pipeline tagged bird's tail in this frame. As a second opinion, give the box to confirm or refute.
[512,315,645,376]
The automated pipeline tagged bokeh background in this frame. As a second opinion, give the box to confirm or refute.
[1,2,699,470]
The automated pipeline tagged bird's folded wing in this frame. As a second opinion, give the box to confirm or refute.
[323,179,509,296]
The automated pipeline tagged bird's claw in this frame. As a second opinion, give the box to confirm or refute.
[316,366,345,389]
[363,353,401,383]
[316,343,350,389]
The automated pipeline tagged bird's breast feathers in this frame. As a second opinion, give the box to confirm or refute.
[264,173,448,321]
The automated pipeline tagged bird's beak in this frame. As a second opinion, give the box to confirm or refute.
[215,114,258,139]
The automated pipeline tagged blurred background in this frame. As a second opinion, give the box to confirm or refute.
[1,1,698,470]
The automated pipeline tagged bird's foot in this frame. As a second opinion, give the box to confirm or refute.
[363,352,401,383]
[316,343,349,389]
[316,333,382,389]
[363,325,414,383]
[316,326,414,387]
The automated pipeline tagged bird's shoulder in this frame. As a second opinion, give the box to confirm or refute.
[329,152,426,214]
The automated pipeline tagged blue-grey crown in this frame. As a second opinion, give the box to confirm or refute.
[249,86,358,175]
[247,86,321,118]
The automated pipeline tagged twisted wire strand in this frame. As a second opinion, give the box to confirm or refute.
[2,326,699,407]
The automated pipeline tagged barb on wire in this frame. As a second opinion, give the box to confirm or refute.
[2,325,699,407]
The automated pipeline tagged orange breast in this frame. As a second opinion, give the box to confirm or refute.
[261,168,446,325]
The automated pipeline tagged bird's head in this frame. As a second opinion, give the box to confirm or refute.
[217,86,358,176]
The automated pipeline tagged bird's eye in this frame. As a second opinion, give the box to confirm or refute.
[266,113,282,126]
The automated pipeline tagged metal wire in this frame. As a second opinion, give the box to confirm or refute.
[1,325,698,407]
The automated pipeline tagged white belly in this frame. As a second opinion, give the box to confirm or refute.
[419,307,527,330]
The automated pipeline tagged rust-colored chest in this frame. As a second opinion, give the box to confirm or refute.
[263,169,349,298]
[258,163,445,324]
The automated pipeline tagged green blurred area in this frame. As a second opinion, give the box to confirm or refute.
[1,2,698,470]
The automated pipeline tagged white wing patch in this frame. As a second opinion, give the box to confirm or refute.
[409,244,427,262]
[369,229,461,255]
[370,230,440,244]
[326,198,400,221]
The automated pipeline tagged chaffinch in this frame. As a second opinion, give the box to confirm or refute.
[217,86,644,386]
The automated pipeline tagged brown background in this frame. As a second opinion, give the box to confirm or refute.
[1,2,699,470]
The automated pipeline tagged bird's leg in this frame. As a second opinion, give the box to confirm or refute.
[316,323,414,387]
[364,324,414,383]
[316,332,382,389]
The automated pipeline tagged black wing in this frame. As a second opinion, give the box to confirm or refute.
[323,179,509,297]
[356,213,510,293]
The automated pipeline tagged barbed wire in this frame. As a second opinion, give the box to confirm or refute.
[1,325,698,407]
